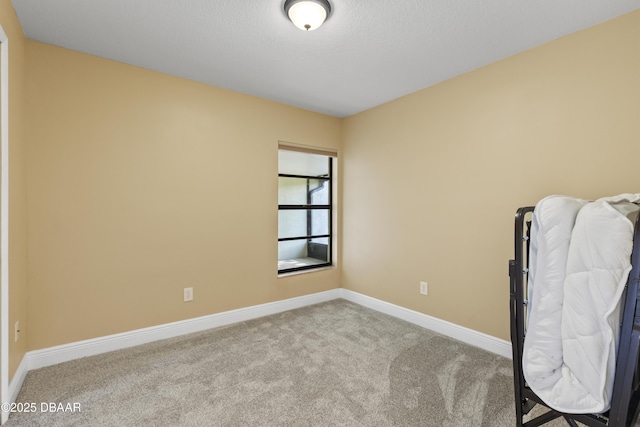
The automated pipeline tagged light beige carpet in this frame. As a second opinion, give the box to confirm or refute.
[5,300,635,426]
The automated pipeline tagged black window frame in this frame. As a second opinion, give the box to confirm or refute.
[278,156,333,274]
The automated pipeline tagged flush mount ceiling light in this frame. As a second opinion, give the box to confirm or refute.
[284,0,332,31]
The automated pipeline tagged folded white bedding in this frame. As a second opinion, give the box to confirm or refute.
[523,194,640,413]
[523,195,587,394]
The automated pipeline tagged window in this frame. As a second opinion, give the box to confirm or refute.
[278,144,335,273]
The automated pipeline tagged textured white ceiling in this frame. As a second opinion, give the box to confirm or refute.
[11,0,640,117]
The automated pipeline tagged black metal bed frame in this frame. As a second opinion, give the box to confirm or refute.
[509,206,640,427]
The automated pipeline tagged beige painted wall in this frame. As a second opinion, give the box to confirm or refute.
[25,41,341,350]
[342,11,640,341]
[0,0,28,380]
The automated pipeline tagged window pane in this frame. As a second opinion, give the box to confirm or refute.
[278,210,308,239]
[277,256,327,271]
[279,150,329,176]
[308,237,330,262]
[278,209,329,239]
[277,240,329,264]
[278,240,307,261]
[309,180,329,205]
[278,177,328,205]
[311,209,329,235]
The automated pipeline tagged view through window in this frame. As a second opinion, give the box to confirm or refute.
[278,148,333,273]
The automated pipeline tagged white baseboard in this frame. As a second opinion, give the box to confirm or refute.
[1,356,28,423]
[8,287,510,412]
[7,356,27,404]
[26,288,342,371]
[339,289,513,359]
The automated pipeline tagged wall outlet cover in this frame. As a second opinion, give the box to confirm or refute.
[184,287,194,302]
[420,281,428,295]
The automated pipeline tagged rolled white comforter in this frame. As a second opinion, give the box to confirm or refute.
[523,194,640,413]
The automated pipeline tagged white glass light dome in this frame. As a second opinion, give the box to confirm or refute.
[284,0,332,31]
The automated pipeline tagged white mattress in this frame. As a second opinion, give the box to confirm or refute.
[522,194,640,413]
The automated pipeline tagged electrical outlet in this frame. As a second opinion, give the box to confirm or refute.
[184,287,193,302]
[14,321,20,342]
[420,281,428,295]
